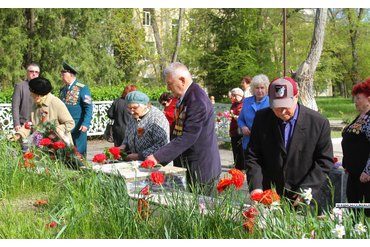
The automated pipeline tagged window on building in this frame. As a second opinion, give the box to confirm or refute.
[143,8,151,26]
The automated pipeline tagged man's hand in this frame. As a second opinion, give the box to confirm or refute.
[79,125,88,133]
[125,153,139,161]
[242,126,251,136]
[250,189,263,196]
[146,154,160,165]
[14,125,21,131]
[7,133,21,141]
[292,193,304,206]
[360,172,370,183]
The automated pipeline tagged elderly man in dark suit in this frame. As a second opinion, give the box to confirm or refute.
[146,62,222,192]
[245,77,334,208]
[12,63,40,131]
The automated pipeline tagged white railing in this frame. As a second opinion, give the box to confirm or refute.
[0,101,232,142]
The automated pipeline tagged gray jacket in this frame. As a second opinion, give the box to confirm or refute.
[12,80,33,127]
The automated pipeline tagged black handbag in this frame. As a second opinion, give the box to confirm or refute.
[103,121,114,143]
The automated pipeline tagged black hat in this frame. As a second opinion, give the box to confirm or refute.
[61,62,79,74]
[29,77,53,96]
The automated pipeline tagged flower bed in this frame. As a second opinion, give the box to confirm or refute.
[0,129,369,239]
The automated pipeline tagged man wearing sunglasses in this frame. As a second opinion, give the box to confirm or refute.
[12,63,40,131]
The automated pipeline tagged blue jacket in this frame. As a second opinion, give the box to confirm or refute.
[59,79,93,133]
[237,95,269,149]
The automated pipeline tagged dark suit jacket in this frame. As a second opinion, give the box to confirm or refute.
[245,104,334,201]
[12,80,33,127]
[154,83,222,186]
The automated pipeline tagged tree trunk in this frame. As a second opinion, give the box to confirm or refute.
[347,8,364,87]
[26,8,35,66]
[149,8,166,81]
[172,8,184,63]
[291,8,327,111]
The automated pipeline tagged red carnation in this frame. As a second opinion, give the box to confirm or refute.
[46,222,58,229]
[334,157,338,162]
[150,171,165,185]
[216,178,233,193]
[229,169,245,190]
[35,200,48,206]
[25,122,32,129]
[242,208,257,233]
[218,112,222,117]
[251,192,263,202]
[52,141,66,149]
[260,189,280,205]
[108,147,121,156]
[140,160,156,169]
[104,147,122,160]
[250,189,280,205]
[243,207,258,219]
[217,118,221,122]
[93,153,107,164]
[40,138,52,146]
[142,186,152,196]
[23,151,34,160]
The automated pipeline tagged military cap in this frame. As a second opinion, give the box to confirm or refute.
[61,62,79,74]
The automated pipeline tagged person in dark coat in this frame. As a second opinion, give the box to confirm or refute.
[59,62,93,157]
[341,78,370,217]
[146,62,222,192]
[245,77,334,209]
[108,85,137,147]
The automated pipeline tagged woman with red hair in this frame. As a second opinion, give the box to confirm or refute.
[341,78,370,217]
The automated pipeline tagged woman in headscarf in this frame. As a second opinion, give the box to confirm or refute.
[118,91,169,161]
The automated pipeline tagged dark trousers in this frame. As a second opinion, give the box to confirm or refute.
[346,172,370,217]
[231,135,245,170]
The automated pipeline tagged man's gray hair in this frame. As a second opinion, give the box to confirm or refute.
[27,63,40,71]
[163,62,191,78]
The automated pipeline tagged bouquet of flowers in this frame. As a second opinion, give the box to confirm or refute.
[30,119,84,169]
[92,147,127,164]
[216,110,236,122]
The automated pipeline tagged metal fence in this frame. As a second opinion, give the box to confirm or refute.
[1,101,232,142]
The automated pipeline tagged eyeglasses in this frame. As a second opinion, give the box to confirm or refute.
[127,105,141,111]
[28,70,39,74]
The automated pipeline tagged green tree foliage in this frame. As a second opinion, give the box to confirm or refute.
[0,8,144,92]
[1,8,370,100]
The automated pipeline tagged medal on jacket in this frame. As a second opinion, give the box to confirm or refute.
[173,104,186,136]
[41,110,48,122]
[346,114,369,134]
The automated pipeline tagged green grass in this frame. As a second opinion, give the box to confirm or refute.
[219,96,357,122]
[0,134,369,239]
[316,97,357,121]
